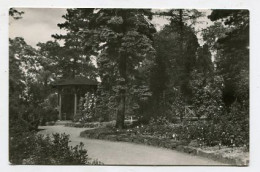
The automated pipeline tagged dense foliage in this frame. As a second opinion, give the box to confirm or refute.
[151,18,199,121]
[9,119,101,165]
[9,9,249,162]
[9,37,59,129]
[9,9,101,165]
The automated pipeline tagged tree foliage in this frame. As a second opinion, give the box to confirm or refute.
[208,10,249,108]
[56,9,156,128]
[150,11,200,121]
[9,8,24,20]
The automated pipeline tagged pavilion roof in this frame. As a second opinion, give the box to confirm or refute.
[52,77,99,87]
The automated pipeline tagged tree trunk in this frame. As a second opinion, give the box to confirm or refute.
[116,90,126,129]
[115,53,127,129]
[179,9,183,54]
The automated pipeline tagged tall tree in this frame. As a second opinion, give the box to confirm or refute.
[72,9,157,128]
[9,37,30,119]
[151,13,200,120]
[52,9,98,79]
[208,10,249,108]
[200,10,249,145]
[9,37,48,129]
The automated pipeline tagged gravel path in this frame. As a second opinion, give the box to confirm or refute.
[38,125,227,165]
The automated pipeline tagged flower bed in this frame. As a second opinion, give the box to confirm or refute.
[80,125,249,166]
[80,127,184,149]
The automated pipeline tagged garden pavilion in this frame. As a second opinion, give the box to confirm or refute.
[52,77,98,120]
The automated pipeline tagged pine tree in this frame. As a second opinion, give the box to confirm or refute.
[57,9,156,128]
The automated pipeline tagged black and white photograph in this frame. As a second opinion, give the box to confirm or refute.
[8,8,249,166]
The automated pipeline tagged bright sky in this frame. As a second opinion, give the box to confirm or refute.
[9,8,67,48]
[9,8,212,48]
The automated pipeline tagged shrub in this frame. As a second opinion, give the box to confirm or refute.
[39,93,59,125]
[128,115,248,148]
[190,71,225,120]
[149,116,170,125]
[40,108,58,125]
[9,119,102,165]
[174,117,248,147]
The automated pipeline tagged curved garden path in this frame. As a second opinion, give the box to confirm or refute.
[38,125,227,165]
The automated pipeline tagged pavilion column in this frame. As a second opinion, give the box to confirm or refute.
[86,93,89,110]
[74,93,77,117]
[58,93,62,120]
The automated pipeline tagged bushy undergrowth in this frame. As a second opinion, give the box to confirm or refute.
[141,102,248,148]
[145,119,248,147]
[81,114,248,149]
[174,120,248,147]
[9,119,102,165]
